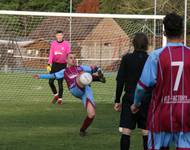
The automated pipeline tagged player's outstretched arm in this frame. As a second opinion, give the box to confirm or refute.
[54,69,65,79]
[33,69,65,80]
[32,73,56,79]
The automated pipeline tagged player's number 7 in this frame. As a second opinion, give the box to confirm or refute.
[171,61,184,91]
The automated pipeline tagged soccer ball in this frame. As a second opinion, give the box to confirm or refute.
[79,72,92,85]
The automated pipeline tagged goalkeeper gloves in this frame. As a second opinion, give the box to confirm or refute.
[47,64,52,72]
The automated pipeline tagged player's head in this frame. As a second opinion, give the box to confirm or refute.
[163,12,183,39]
[132,32,148,51]
[66,52,76,66]
[55,30,64,42]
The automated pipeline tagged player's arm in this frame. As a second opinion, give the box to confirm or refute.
[33,73,56,79]
[114,56,127,111]
[33,69,65,80]
[133,82,147,107]
[131,54,157,113]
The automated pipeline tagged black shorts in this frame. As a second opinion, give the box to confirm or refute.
[119,95,149,130]
[50,62,67,73]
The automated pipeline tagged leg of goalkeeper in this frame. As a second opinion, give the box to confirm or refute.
[49,78,57,95]
[57,78,63,104]
[49,78,59,104]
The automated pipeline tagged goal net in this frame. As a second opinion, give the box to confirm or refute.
[0,11,165,103]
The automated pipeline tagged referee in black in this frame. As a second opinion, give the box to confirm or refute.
[114,32,151,150]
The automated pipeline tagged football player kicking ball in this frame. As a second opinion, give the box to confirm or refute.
[33,52,105,136]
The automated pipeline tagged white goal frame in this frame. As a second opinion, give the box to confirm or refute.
[0,10,166,47]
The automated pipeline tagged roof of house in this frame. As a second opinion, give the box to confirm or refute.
[83,18,129,42]
[22,39,49,49]
[28,17,102,41]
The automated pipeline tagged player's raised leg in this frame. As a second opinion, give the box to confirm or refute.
[92,67,106,83]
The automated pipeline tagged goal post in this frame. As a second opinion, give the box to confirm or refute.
[0,10,165,102]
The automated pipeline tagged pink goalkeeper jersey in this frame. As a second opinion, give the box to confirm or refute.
[48,40,71,64]
[139,42,190,132]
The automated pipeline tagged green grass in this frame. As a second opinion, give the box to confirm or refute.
[0,101,146,150]
[0,72,116,103]
[0,72,174,150]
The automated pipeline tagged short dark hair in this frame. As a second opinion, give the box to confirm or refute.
[132,32,148,51]
[67,52,76,57]
[163,12,183,38]
[56,30,63,34]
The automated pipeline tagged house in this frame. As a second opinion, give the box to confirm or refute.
[21,39,50,69]
[27,17,129,70]
[0,42,16,70]
[79,18,129,69]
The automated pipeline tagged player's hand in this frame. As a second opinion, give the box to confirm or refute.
[114,103,122,112]
[47,64,51,72]
[32,74,39,79]
[130,104,139,114]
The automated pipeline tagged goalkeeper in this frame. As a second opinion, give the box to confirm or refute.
[47,30,71,105]
[33,52,105,136]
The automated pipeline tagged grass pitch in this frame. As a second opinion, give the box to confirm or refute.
[0,72,174,150]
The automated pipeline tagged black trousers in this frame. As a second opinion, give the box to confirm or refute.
[49,62,66,98]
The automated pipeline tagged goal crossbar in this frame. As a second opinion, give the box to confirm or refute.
[0,10,165,19]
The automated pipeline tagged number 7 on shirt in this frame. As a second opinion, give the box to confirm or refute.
[171,61,184,91]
